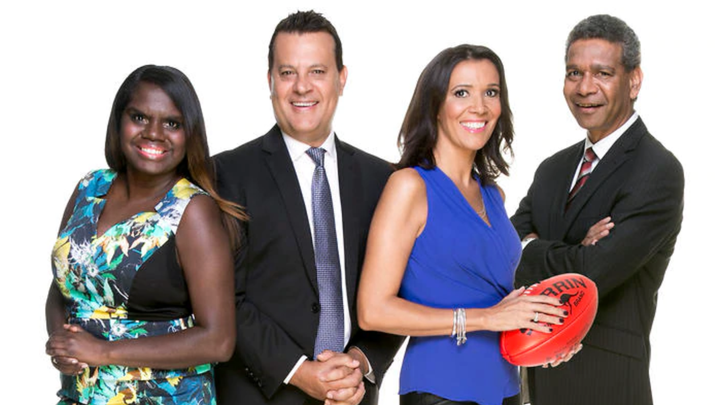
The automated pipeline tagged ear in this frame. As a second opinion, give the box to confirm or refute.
[267,70,273,92]
[338,65,348,95]
[629,66,643,101]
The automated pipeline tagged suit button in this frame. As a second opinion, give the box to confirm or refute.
[311,303,320,313]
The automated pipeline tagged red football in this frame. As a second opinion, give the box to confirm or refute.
[500,273,598,367]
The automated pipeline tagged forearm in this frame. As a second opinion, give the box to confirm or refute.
[359,295,498,337]
[101,324,234,369]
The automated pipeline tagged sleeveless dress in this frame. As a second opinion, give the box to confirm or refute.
[398,166,522,405]
[51,169,215,405]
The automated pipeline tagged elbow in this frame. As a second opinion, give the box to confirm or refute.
[357,301,380,332]
[216,336,235,362]
[207,330,235,363]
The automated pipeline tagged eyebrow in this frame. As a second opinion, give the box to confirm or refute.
[566,63,617,72]
[276,63,328,70]
[451,83,500,89]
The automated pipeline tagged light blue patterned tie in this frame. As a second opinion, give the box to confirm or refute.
[306,147,344,358]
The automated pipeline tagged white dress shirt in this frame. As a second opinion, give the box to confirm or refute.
[281,131,352,383]
[568,112,639,192]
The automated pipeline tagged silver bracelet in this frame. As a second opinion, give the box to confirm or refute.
[456,308,467,346]
[450,308,467,345]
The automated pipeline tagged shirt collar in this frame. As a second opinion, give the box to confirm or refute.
[584,111,639,160]
[281,130,337,163]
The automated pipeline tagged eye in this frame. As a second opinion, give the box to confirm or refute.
[131,113,147,123]
[566,70,581,78]
[485,88,499,98]
[310,69,326,75]
[279,70,295,76]
[164,120,182,130]
[454,89,469,98]
[598,71,612,77]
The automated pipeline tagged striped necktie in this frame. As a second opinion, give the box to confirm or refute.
[567,147,597,207]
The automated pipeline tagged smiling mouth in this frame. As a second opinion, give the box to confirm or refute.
[292,101,318,108]
[138,146,167,159]
[461,121,487,132]
[576,102,603,108]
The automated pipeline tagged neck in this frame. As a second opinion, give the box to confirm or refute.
[433,147,476,187]
[122,170,181,201]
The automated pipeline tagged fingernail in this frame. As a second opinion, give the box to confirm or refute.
[559,318,564,324]
[549,328,554,332]
[563,311,568,316]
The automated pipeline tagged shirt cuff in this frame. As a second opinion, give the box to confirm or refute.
[284,355,308,385]
[521,237,537,250]
[349,346,376,384]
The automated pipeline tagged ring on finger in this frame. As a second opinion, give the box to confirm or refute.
[533,312,539,323]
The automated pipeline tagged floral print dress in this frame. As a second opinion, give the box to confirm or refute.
[52,169,216,405]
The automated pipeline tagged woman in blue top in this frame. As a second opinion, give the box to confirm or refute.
[357,45,576,405]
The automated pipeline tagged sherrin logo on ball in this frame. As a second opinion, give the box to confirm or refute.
[500,273,598,367]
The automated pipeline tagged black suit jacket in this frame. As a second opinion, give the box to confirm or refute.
[511,118,684,405]
[213,126,404,405]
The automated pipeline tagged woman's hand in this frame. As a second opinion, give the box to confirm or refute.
[46,324,106,367]
[476,287,567,333]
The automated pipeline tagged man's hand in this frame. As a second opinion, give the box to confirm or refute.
[289,352,362,401]
[543,343,583,368]
[582,217,614,246]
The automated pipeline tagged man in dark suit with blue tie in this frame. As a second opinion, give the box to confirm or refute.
[511,14,684,405]
[213,10,403,405]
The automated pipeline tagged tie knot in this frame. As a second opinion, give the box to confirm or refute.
[306,147,326,167]
[584,147,597,163]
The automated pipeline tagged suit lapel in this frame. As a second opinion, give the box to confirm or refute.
[261,126,318,295]
[549,142,585,239]
[562,119,647,235]
[336,136,361,308]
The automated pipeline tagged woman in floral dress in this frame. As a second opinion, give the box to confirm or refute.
[45,65,246,405]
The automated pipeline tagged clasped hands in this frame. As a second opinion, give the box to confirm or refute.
[46,324,98,375]
[290,348,368,405]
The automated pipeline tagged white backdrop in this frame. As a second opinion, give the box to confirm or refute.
[1,1,716,403]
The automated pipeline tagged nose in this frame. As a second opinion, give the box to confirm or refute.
[577,74,598,96]
[293,73,311,95]
[144,119,164,140]
[468,94,487,114]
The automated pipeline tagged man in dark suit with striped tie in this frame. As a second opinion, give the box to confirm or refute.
[511,14,684,405]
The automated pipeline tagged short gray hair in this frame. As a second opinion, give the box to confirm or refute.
[566,14,641,71]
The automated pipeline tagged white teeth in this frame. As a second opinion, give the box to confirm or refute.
[461,121,486,129]
[292,102,316,107]
[141,147,164,155]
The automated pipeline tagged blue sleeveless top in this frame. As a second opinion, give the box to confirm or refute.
[398,166,522,405]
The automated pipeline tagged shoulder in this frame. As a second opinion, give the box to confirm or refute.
[384,168,426,201]
[176,193,223,237]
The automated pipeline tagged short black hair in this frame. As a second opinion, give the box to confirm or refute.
[268,10,343,71]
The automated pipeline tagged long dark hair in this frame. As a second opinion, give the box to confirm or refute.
[105,65,247,249]
[397,44,514,185]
